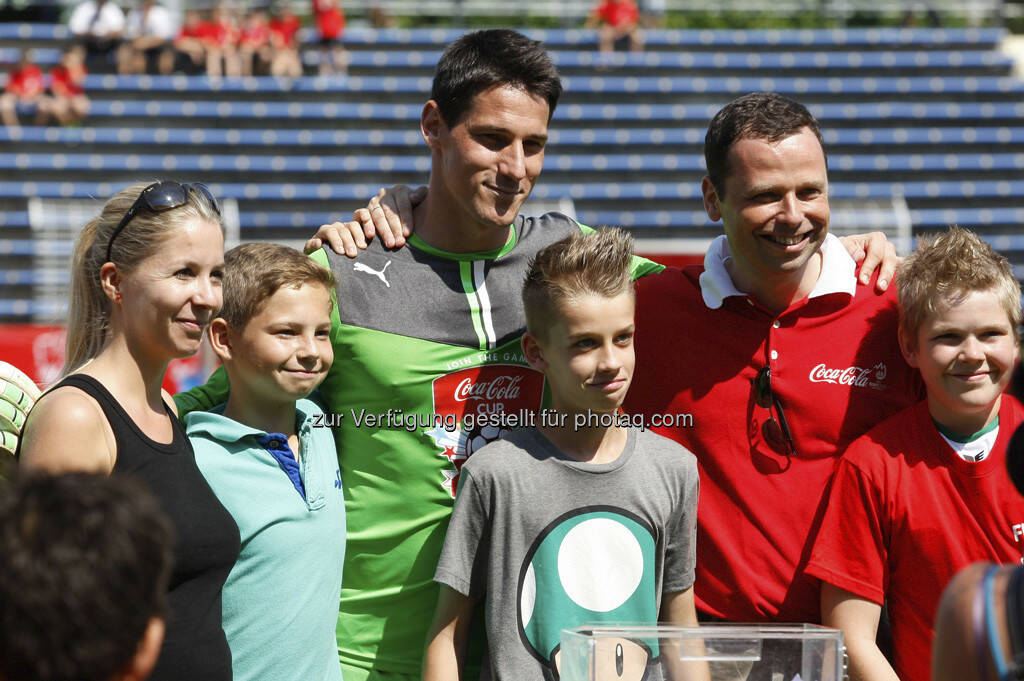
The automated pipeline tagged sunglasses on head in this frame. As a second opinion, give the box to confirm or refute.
[105,181,220,263]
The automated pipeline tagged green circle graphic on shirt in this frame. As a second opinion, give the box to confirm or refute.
[518,508,658,667]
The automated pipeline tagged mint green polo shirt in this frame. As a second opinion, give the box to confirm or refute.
[187,398,345,681]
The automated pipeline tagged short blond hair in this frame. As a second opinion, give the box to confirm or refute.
[897,226,1021,345]
[219,243,335,330]
[522,227,634,338]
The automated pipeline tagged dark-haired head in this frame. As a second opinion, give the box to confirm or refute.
[431,29,562,128]
[0,472,173,681]
[704,92,826,197]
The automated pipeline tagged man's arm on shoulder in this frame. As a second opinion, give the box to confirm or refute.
[575,223,664,279]
[423,585,475,681]
[838,231,900,292]
[821,584,898,681]
[302,186,666,282]
[304,185,427,255]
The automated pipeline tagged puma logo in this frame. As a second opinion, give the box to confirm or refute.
[353,260,391,287]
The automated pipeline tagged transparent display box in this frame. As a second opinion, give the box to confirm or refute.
[560,623,845,681]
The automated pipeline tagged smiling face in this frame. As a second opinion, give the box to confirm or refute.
[424,84,549,249]
[525,292,635,416]
[222,283,334,406]
[117,217,224,361]
[901,288,1019,435]
[702,127,830,304]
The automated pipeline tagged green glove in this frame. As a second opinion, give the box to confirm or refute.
[0,362,41,458]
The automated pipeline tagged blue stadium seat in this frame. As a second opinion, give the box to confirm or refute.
[74,73,1023,96]
[1,269,69,286]
[0,300,65,317]
[70,100,1024,123]
[2,125,1022,149]
[4,151,1023,174]
[2,180,1019,202]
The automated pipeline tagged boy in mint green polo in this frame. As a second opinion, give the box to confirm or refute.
[186,242,344,681]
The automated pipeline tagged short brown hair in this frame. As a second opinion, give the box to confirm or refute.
[898,226,1021,345]
[218,243,335,330]
[704,92,826,198]
[522,227,634,338]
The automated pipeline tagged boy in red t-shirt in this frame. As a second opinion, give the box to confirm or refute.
[1,50,49,128]
[807,226,1024,681]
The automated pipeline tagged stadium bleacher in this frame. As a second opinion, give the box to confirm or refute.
[1,23,1023,321]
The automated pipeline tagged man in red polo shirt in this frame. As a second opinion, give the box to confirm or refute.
[623,92,921,629]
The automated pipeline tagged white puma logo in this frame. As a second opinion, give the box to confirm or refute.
[353,260,391,287]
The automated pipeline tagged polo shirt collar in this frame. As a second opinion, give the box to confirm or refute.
[698,232,857,310]
[185,400,317,447]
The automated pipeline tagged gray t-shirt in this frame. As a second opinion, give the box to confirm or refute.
[435,426,699,681]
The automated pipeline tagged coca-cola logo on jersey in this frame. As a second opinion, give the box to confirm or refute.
[431,364,545,498]
[808,362,889,391]
[454,375,523,402]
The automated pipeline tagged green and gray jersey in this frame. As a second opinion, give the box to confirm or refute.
[175,213,662,675]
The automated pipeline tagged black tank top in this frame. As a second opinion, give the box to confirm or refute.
[53,374,240,681]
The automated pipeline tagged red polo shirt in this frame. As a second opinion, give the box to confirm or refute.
[807,397,1024,681]
[624,234,922,622]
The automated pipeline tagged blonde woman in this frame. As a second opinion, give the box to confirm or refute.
[20,181,240,681]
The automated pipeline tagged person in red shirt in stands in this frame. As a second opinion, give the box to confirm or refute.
[586,0,643,53]
[1,50,49,128]
[313,0,347,75]
[237,9,272,76]
[173,10,207,75]
[202,4,240,78]
[48,45,89,126]
[269,4,303,77]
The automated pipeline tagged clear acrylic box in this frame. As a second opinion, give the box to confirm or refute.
[560,623,845,681]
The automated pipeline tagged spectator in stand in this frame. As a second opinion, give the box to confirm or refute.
[0,472,173,681]
[268,4,302,78]
[173,9,207,75]
[1,50,49,128]
[368,0,396,28]
[237,8,272,77]
[118,0,177,75]
[638,0,666,27]
[313,0,346,76]
[48,45,89,126]
[68,0,125,72]
[203,4,241,78]
[585,0,643,53]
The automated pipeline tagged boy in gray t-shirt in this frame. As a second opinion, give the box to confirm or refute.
[424,228,702,681]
